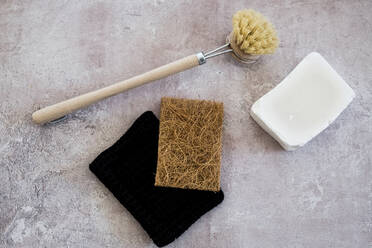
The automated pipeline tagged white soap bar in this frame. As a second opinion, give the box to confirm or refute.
[250,52,355,151]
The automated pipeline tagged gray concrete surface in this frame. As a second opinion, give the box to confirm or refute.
[1,0,371,247]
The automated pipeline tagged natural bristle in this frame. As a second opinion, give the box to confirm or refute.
[232,9,279,55]
[155,97,223,192]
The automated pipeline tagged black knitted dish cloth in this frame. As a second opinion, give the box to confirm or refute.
[89,111,224,247]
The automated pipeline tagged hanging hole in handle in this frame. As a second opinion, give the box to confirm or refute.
[48,115,68,124]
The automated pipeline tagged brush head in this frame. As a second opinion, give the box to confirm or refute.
[231,9,279,56]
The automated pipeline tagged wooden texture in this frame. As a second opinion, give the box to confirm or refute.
[32,54,199,124]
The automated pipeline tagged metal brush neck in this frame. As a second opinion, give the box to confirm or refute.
[196,43,233,65]
[204,43,233,59]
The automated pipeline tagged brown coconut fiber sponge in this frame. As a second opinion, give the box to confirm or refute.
[155,97,224,191]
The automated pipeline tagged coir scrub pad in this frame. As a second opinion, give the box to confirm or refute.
[155,97,224,191]
[89,111,224,247]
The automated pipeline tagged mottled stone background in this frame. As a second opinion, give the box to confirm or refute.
[1,0,371,247]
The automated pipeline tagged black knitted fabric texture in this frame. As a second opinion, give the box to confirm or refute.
[89,111,224,247]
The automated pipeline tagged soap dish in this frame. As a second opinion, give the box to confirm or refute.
[250,52,355,151]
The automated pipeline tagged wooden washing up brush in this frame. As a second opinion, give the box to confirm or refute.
[32,9,279,124]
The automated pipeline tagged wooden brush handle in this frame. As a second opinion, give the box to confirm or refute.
[32,54,201,124]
